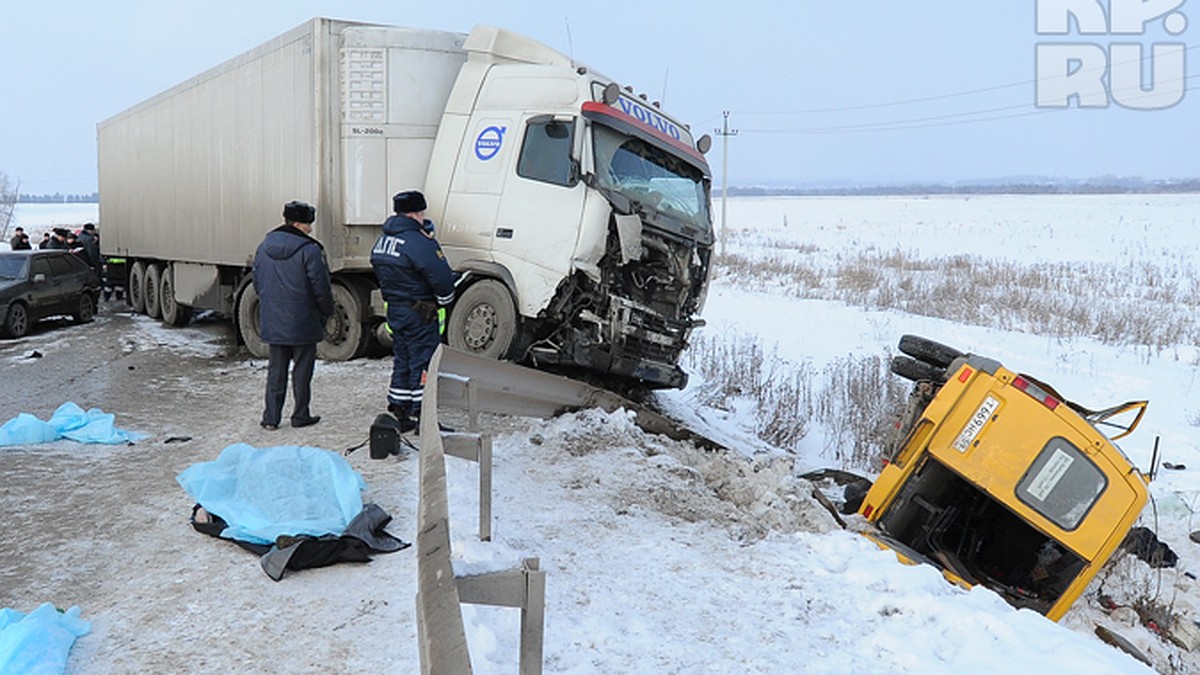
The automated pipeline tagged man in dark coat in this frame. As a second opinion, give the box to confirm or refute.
[370,190,455,432]
[9,227,31,250]
[45,228,69,250]
[76,223,103,285]
[252,200,335,430]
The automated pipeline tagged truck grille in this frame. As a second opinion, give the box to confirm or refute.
[610,297,689,364]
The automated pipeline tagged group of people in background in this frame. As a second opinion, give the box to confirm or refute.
[9,223,105,287]
[253,190,454,434]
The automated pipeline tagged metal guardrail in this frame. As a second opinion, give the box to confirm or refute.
[436,347,727,452]
[415,345,546,675]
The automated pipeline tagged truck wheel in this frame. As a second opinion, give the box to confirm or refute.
[447,279,519,360]
[144,264,164,319]
[159,264,193,327]
[891,354,945,382]
[316,281,367,361]
[898,334,963,369]
[3,302,29,338]
[128,261,147,314]
[236,284,269,358]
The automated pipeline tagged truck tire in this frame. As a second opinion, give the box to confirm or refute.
[144,263,164,319]
[891,354,945,383]
[128,261,147,314]
[159,264,193,327]
[316,281,367,361]
[898,334,963,369]
[236,284,269,358]
[447,279,519,360]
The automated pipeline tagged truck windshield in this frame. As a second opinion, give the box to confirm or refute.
[593,124,710,232]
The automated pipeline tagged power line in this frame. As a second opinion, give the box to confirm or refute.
[732,41,1199,119]
[737,71,1199,135]
[713,111,738,256]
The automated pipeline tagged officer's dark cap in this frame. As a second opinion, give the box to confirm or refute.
[392,190,427,214]
[283,200,316,224]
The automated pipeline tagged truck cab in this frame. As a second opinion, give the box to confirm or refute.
[859,337,1150,621]
[424,27,713,388]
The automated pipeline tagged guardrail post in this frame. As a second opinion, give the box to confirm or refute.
[519,558,546,675]
[479,434,492,541]
[466,376,479,432]
[441,432,493,542]
[455,557,546,675]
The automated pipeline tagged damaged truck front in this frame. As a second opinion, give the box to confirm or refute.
[427,34,714,389]
[858,335,1150,621]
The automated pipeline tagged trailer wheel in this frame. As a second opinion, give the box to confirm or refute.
[159,264,193,327]
[898,334,963,369]
[447,279,519,360]
[128,261,147,314]
[236,284,269,358]
[144,263,164,319]
[890,354,945,382]
[316,281,367,361]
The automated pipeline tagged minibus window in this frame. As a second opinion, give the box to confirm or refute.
[1016,438,1107,530]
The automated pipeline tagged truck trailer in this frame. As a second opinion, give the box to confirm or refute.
[99,17,714,388]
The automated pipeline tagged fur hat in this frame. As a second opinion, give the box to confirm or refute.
[283,200,316,224]
[83,223,96,231]
[392,190,427,214]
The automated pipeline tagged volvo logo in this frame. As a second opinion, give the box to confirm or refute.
[474,125,507,161]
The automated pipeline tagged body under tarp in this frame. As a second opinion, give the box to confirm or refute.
[177,443,408,580]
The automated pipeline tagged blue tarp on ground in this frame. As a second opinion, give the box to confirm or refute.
[176,443,368,545]
[0,402,146,447]
[0,604,90,675]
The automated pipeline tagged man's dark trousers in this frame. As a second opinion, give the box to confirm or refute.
[387,303,440,418]
[263,343,318,426]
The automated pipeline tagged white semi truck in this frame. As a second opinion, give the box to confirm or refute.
[98,17,714,388]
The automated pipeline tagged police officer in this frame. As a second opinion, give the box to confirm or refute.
[253,200,335,430]
[370,190,455,432]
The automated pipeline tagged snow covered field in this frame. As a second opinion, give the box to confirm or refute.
[4,195,1199,673]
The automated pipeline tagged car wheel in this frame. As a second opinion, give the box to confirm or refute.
[3,302,29,338]
[236,283,269,358]
[159,264,193,327]
[891,354,945,382]
[447,279,519,360]
[72,293,96,324]
[898,334,964,369]
[144,264,163,319]
[128,261,147,313]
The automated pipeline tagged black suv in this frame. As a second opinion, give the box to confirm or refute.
[0,250,102,338]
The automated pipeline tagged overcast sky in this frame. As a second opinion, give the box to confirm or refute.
[1,1,1196,194]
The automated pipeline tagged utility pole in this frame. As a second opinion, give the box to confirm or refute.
[714,111,737,257]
